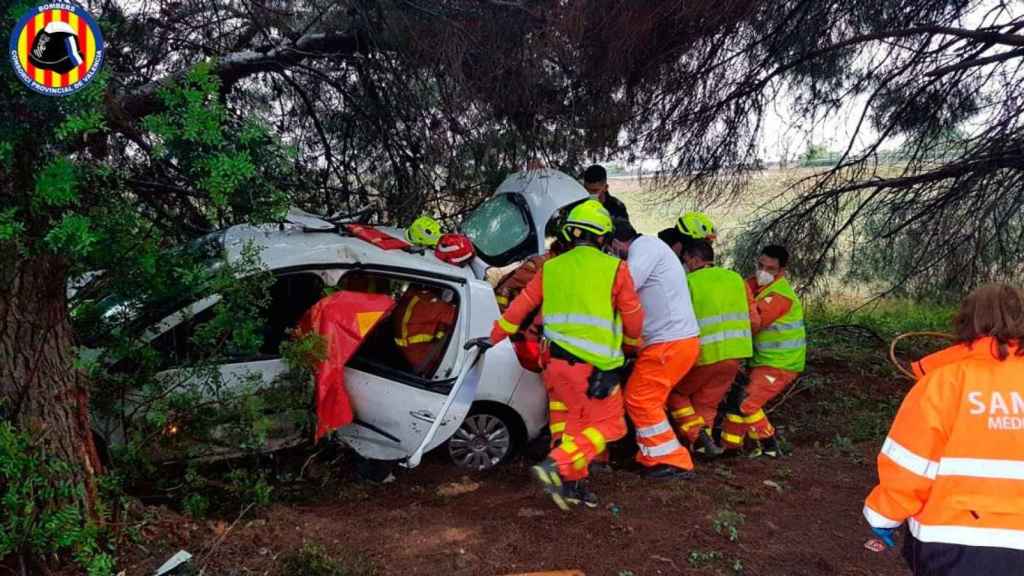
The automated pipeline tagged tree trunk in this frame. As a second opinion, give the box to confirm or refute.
[0,252,102,522]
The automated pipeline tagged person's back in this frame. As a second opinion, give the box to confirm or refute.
[627,234,699,345]
[911,342,972,379]
[392,287,456,377]
[864,283,1024,575]
[542,245,625,370]
[687,266,753,365]
[892,344,1024,531]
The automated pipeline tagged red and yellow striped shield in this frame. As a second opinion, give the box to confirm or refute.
[8,3,105,96]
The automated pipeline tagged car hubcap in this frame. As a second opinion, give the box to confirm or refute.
[448,413,512,470]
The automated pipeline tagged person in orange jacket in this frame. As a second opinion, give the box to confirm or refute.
[721,245,805,458]
[911,342,973,379]
[668,240,761,458]
[392,287,457,378]
[484,200,644,509]
[864,283,1024,574]
[494,239,592,457]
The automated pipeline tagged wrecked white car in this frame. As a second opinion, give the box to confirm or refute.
[89,169,587,471]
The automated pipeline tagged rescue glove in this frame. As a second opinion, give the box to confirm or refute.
[871,527,896,548]
[587,368,621,399]
[464,337,494,352]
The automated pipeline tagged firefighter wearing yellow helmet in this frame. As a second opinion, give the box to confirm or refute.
[676,212,716,242]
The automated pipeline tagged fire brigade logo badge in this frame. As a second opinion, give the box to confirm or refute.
[8,2,104,96]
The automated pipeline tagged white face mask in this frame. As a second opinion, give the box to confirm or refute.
[756,269,775,287]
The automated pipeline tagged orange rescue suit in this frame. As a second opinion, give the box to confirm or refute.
[490,261,644,481]
[864,337,1024,551]
[911,342,973,380]
[495,254,552,373]
[392,288,456,377]
[670,281,762,443]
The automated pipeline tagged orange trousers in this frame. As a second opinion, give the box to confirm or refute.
[625,338,700,470]
[667,359,741,443]
[722,366,799,449]
[545,359,627,481]
[546,379,608,463]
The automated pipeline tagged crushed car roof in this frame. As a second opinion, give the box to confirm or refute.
[223,222,478,281]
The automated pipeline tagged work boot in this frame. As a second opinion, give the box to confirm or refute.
[563,481,599,508]
[761,435,782,458]
[530,459,569,511]
[642,464,696,480]
[693,429,724,460]
[748,436,783,459]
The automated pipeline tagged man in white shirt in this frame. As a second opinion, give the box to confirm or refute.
[611,220,702,479]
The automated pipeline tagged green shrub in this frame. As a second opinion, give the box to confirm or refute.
[0,422,114,575]
[183,493,210,520]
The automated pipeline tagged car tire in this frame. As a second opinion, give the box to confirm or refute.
[446,403,524,471]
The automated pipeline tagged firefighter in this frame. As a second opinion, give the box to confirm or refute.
[485,199,644,509]
[658,211,716,258]
[392,286,457,378]
[494,239,581,453]
[668,240,760,458]
[864,283,1024,574]
[610,220,702,479]
[721,245,805,458]
[405,215,443,247]
[676,211,717,243]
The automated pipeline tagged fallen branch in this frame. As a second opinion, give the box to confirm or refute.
[198,502,255,575]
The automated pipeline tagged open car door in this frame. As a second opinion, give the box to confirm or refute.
[333,271,484,466]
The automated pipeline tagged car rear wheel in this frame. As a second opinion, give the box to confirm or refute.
[447,406,519,471]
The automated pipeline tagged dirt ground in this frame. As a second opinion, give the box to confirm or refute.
[116,355,911,576]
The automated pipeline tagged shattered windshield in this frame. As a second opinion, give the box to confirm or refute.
[461,194,531,265]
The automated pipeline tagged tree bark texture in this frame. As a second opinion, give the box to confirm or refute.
[0,253,102,521]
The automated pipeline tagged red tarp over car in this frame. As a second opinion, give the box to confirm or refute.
[297,290,396,441]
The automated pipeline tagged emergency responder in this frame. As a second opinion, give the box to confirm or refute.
[676,211,717,243]
[485,200,644,509]
[392,285,457,378]
[668,240,760,458]
[611,220,702,479]
[582,165,630,223]
[406,215,443,248]
[721,245,805,458]
[911,341,973,379]
[658,211,716,257]
[864,283,1024,574]
[494,239,574,445]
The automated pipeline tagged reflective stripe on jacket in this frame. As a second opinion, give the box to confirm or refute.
[392,290,455,347]
[687,266,753,365]
[542,245,625,371]
[864,337,1024,551]
[752,277,805,372]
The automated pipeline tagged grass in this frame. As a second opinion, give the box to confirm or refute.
[278,543,378,576]
[712,509,746,543]
[688,549,724,569]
